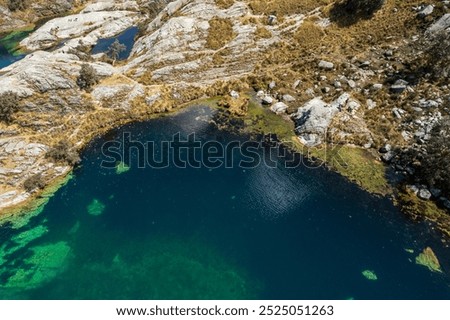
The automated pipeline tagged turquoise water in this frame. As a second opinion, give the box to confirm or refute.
[0,106,449,299]
[0,30,32,69]
[91,27,138,60]
[0,45,24,69]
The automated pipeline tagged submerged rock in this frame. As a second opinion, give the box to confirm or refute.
[116,161,131,175]
[87,199,106,216]
[0,225,48,265]
[362,270,378,281]
[415,247,442,273]
[1,241,71,289]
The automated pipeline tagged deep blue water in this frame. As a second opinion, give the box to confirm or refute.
[0,48,24,69]
[0,106,449,299]
[91,27,138,60]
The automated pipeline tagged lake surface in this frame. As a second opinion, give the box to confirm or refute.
[0,30,32,69]
[0,106,449,299]
[91,27,138,60]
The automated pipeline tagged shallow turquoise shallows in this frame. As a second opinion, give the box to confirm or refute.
[0,30,32,69]
[0,106,449,299]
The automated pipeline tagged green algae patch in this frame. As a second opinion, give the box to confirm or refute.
[1,241,71,289]
[11,225,48,245]
[0,225,48,267]
[87,199,106,216]
[0,27,34,55]
[362,270,378,281]
[396,189,450,238]
[244,100,295,140]
[115,161,131,175]
[303,142,390,195]
[57,238,261,299]
[415,247,442,273]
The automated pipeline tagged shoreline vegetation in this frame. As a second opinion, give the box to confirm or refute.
[2,95,449,241]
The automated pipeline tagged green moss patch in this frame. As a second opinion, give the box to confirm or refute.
[397,189,450,238]
[244,100,294,139]
[305,143,389,195]
[0,27,34,56]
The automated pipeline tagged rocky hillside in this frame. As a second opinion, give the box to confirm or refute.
[0,0,449,236]
[0,0,86,33]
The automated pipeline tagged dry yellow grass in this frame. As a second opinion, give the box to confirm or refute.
[246,0,442,107]
[215,0,235,9]
[205,17,236,50]
[293,20,325,47]
[247,0,332,15]
[254,26,272,39]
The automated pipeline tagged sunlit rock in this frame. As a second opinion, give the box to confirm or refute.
[415,247,442,273]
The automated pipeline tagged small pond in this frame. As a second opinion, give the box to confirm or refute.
[91,27,139,60]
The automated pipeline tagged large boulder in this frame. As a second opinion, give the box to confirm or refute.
[318,60,334,70]
[270,102,288,114]
[293,97,340,146]
[427,13,450,34]
[292,93,351,146]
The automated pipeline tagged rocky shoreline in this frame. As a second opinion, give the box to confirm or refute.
[0,0,449,237]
